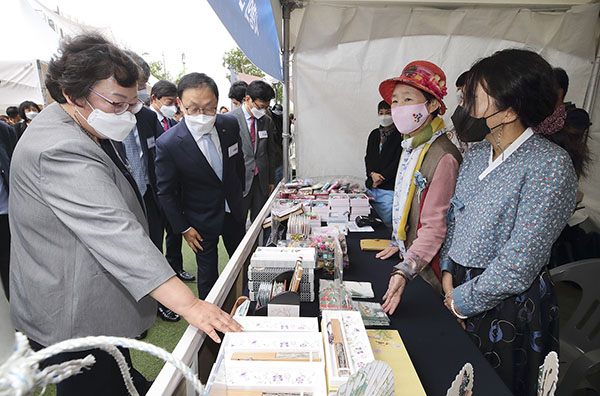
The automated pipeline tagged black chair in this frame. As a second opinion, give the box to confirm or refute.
[551,259,600,396]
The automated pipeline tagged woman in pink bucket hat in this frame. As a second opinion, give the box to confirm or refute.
[377,60,462,315]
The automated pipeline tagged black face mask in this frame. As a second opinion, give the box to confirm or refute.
[451,105,503,142]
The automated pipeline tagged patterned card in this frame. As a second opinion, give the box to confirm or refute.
[537,351,559,396]
[367,330,426,396]
[446,362,474,396]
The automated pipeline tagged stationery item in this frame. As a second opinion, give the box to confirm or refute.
[320,279,374,299]
[230,296,250,317]
[287,213,311,240]
[319,284,353,311]
[446,363,474,396]
[289,260,304,293]
[352,301,390,327]
[360,239,391,251]
[267,303,300,317]
[367,330,425,396]
[347,221,374,233]
[256,282,272,308]
[270,280,286,299]
[537,351,559,396]
[335,360,394,396]
[328,319,350,377]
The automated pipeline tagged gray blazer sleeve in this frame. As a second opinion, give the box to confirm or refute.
[38,139,175,301]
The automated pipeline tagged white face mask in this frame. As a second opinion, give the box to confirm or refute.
[160,104,177,119]
[250,106,266,119]
[25,111,39,121]
[137,89,150,103]
[379,114,393,127]
[185,114,216,135]
[81,100,136,142]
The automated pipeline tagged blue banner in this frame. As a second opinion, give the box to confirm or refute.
[208,0,282,81]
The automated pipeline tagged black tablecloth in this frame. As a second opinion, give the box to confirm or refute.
[300,226,513,396]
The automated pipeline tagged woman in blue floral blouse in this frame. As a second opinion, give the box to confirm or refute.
[440,49,590,395]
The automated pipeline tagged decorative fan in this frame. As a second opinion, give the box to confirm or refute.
[446,362,474,396]
[336,360,394,396]
[537,351,559,396]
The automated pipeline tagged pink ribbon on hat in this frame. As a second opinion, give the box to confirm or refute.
[533,104,566,135]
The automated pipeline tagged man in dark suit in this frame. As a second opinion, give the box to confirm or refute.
[229,80,276,223]
[121,52,185,323]
[0,121,16,299]
[149,80,195,285]
[156,72,246,300]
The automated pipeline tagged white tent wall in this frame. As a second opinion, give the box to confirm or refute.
[293,2,600,223]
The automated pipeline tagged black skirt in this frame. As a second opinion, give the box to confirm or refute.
[453,265,559,396]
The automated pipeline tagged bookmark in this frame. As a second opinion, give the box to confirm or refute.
[328,319,350,377]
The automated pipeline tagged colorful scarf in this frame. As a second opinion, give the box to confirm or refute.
[391,116,446,253]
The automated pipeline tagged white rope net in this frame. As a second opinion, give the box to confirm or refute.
[0,332,205,396]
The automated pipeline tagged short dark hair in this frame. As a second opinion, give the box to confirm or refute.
[45,33,139,105]
[247,81,275,102]
[455,71,469,88]
[553,67,569,100]
[6,106,18,118]
[463,48,589,177]
[18,100,41,120]
[177,73,219,100]
[151,80,177,99]
[228,81,248,102]
[377,100,390,112]
[125,50,151,84]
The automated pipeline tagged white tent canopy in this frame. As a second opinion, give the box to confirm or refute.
[289,1,600,228]
[0,0,60,112]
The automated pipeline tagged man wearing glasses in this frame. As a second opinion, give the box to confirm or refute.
[155,73,246,300]
[230,80,277,223]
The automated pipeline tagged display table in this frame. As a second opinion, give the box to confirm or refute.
[295,226,513,396]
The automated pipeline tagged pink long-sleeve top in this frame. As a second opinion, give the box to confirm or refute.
[395,153,459,279]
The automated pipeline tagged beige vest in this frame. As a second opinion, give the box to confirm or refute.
[405,134,462,293]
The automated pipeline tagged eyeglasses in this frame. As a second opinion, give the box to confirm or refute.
[88,88,142,115]
[182,106,218,116]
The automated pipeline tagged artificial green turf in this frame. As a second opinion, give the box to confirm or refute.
[34,237,230,396]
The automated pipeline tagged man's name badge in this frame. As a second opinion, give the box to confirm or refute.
[228,143,239,157]
[146,136,156,149]
[258,130,268,139]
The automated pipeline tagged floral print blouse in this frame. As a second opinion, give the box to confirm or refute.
[440,130,577,317]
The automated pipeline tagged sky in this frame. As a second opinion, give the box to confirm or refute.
[36,0,239,108]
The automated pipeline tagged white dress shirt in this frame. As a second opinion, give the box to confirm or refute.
[185,118,230,214]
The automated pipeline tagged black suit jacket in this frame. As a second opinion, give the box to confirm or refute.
[135,107,163,197]
[0,121,17,192]
[364,126,402,191]
[155,114,245,238]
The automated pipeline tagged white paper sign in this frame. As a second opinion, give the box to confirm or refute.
[258,130,268,139]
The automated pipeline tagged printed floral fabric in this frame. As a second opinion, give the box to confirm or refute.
[454,265,559,396]
[440,134,577,316]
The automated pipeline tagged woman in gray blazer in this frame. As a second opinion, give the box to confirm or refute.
[8,34,241,396]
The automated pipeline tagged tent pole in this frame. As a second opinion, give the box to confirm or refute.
[583,38,600,117]
[281,1,291,182]
[281,0,294,183]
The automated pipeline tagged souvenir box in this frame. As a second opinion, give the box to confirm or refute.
[320,310,375,393]
[233,316,319,332]
[207,330,327,395]
[250,247,317,269]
